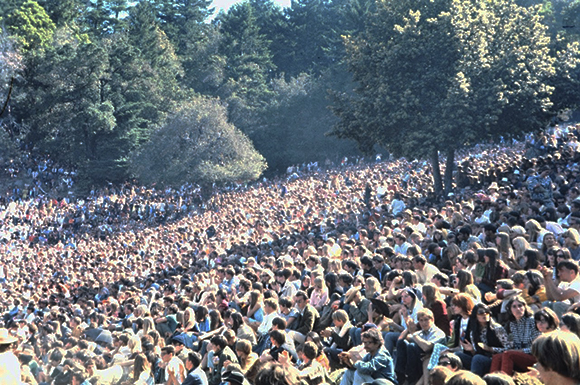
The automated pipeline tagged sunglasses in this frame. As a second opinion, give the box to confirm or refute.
[477,309,490,315]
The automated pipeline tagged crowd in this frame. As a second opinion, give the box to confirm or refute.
[1,124,580,385]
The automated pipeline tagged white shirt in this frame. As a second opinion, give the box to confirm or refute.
[0,351,20,385]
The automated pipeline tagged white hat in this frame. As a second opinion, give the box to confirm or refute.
[0,328,17,344]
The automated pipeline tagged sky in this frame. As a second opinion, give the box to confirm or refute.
[211,0,292,15]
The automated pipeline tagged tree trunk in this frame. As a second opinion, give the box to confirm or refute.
[444,147,455,195]
[430,149,443,196]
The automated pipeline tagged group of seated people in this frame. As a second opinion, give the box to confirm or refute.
[2,125,580,385]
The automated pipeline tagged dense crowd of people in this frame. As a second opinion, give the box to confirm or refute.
[1,124,580,385]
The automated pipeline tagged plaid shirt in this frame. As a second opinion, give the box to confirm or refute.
[507,316,541,354]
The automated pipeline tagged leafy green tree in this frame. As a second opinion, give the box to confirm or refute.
[333,0,568,194]
[36,0,84,26]
[4,0,55,51]
[130,96,266,188]
[20,41,117,182]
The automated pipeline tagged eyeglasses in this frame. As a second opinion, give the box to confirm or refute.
[439,360,452,366]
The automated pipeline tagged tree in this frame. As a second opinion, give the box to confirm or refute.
[332,0,568,194]
[251,73,360,173]
[215,1,274,133]
[4,0,55,51]
[130,96,266,188]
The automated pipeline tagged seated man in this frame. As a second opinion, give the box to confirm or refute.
[340,328,397,385]
[540,260,580,319]
[395,309,446,385]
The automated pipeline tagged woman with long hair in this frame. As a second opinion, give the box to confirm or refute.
[521,270,547,311]
[229,311,257,346]
[489,296,541,375]
[540,233,558,261]
[496,232,514,262]
[456,270,481,303]
[133,352,154,385]
[456,303,509,376]
[364,277,381,299]
[422,283,450,336]
[439,243,462,275]
[447,293,475,354]
[310,277,329,312]
[479,248,508,294]
[564,228,580,260]
[246,290,264,323]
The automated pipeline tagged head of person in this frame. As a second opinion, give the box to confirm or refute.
[531,330,580,385]
[269,329,286,347]
[483,373,516,385]
[470,303,492,327]
[361,328,383,354]
[438,352,463,371]
[417,309,435,331]
[430,366,454,385]
[161,345,175,363]
[451,293,475,317]
[332,309,349,328]
[446,370,486,385]
[534,308,559,334]
[294,291,309,311]
[210,335,228,352]
[235,339,252,360]
[186,351,202,372]
[556,261,579,284]
[561,312,580,337]
[254,362,299,385]
[506,296,532,322]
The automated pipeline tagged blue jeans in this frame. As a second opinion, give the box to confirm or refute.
[384,332,401,356]
[456,352,492,376]
[395,339,424,383]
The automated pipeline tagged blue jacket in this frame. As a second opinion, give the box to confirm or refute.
[354,345,397,384]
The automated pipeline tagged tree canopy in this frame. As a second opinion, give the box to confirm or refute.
[331,0,579,193]
[1,0,579,192]
[130,96,266,188]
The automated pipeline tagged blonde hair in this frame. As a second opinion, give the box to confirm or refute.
[566,228,580,247]
[365,277,381,299]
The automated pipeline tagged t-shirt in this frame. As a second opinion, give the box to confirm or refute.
[559,278,580,304]
[165,356,185,384]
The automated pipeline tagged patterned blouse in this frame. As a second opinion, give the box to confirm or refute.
[472,321,510,354]
[507,316,541,354]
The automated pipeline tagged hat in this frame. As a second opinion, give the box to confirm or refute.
[221,370,246,385]
[362,380,398,385]
[361,323,377,332]
[369,298,390,317]
[0,329,17,344]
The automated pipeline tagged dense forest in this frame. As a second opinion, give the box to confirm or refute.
[1,0,580,191]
